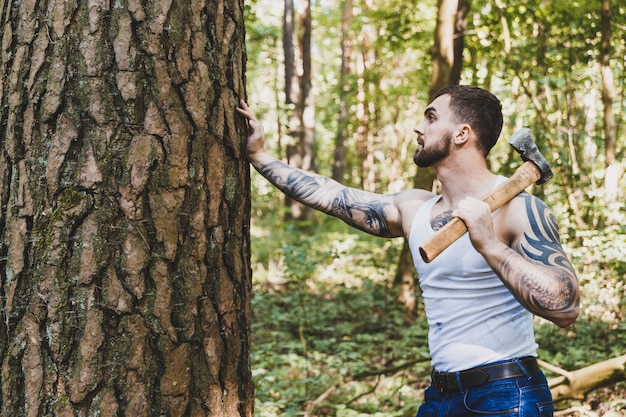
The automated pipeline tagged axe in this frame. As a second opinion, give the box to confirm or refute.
[418,128,553,263]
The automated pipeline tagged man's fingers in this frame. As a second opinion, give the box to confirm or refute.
[236,100,257,122]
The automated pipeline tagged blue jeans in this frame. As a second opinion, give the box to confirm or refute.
[416,370,553,417]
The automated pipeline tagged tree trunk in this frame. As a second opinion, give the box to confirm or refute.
[429,0,459,98]
[600,0,621,211]
[394,0,468,317]
[332,0,353,183]
[450,0,469,86]
[353,3,378,194]
[284,0,297,106]
[0,1,253,416]
[283,0,315,220]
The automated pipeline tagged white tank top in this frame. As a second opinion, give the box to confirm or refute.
[408,179,537,372]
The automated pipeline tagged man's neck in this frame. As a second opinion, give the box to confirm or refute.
[436,166,498,210]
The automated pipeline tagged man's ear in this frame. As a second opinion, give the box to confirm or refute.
[454,124,471,145]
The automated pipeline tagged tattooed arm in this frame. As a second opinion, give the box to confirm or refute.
[454,194,580,328]
[237,101,418,238]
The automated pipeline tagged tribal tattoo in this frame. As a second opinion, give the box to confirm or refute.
[518,194,573,272]
[499,193,578,324]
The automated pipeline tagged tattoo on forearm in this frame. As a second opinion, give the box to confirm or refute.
[330,189,394,237]
[258,160,328,204]
[501,194,577,317]
[256,160,395,237]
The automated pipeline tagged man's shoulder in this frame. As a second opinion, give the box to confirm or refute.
[510,191,551,212]
[495,192,554,243]
[393,188,437,235]
[393,188,436,208]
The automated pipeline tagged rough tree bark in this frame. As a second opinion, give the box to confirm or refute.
[0,0,252,416]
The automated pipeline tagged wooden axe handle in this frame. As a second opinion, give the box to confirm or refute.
[418,161,542,263]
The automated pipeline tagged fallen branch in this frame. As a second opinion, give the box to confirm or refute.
[304,384,338,417]
[545,353,626,401]
[537,359,575,380]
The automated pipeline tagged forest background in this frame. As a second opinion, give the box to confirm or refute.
[243,0,626,416]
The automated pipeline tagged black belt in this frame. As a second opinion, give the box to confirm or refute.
[431,357,540,394]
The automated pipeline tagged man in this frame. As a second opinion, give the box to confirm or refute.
[237,85,580,416]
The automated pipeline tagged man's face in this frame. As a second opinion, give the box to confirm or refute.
[412,95,455,168]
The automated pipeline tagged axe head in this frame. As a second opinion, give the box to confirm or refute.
[508,128,553,185]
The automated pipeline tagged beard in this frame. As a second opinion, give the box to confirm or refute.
[413,131,453,168]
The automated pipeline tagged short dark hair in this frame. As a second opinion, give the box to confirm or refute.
[433,85,503,156]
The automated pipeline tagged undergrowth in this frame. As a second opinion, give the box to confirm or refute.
[250,208,626,417]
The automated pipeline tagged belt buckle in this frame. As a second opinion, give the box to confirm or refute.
[432,371,446,393]
[435,378,446,393]
[432,371,457,394]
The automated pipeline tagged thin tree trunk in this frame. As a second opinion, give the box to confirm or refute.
[0,1,253,415]
[429,0,459,98]
[450,0,469,86]
[354,14,377,193]
[332,0,353,183]
[284,0,297,105]
[284,0,315,220]
[600,0,620,210]
[355,52,371,192]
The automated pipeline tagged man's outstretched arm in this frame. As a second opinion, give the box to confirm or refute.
[237,101,404,238]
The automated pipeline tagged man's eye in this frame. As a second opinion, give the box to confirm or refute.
[366,216,379,230]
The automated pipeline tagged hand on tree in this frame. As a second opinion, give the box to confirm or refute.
[237,100,267,160]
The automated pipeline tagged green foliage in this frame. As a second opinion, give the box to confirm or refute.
[536,318,626,371]
[251,215,430,416]
[252,287,431,417]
